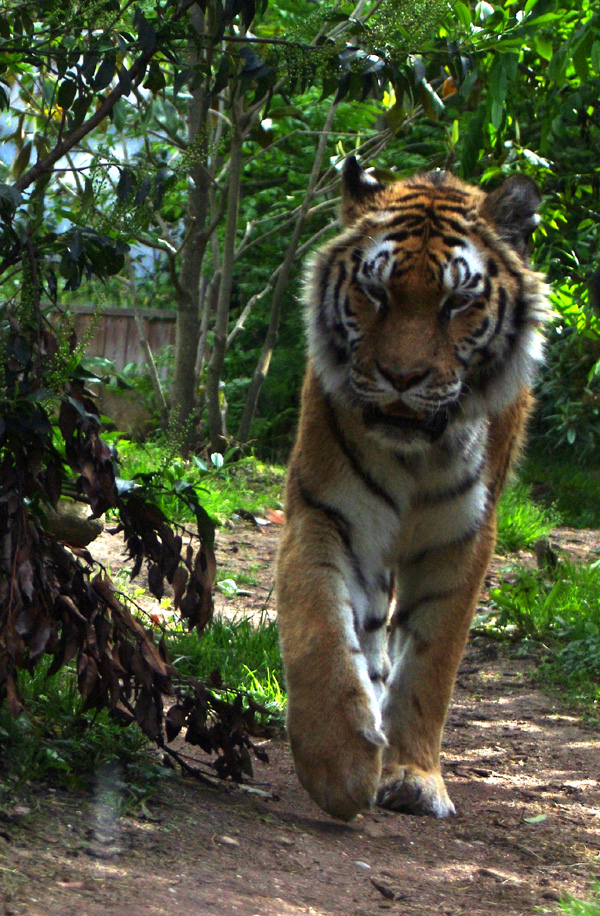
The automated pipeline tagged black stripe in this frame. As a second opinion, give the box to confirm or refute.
[439,215,470,235]
[414,461,485,507]
[404,516,484,565]
[487,258,499,277]
[333,261,347,313]
[392,589,457,628]
[317,258,332,311]
[472,316,491,339]
[453,255,472,280]
[295,474,367,591]
[324,397,401,515]
[364,614,388,633]
[441,234,467,248]
[379,570,395,599]
[385,229,412,242]
[493,286,507,337]
[513,294,527,329]
[404,183,469,199]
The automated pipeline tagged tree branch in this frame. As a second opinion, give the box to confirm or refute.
[13,0,197,193]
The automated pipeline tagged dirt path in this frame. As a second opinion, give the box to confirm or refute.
[2,523,600,916]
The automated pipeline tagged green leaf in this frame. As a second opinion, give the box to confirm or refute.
[195,503,216,548]
[144,60,166,94]
[548,44,569,85]
[94,56,116,91]
[80,177,94,214]
[212,54,230,96]
[419,81,444,121]
[460,107,486,177]
[57,78,77,111]
[136,11,157,53]
[534,34,553,62]
[69,94,90,130]
[572,30,593,82]
[112,99,127,132]
[454,1,472,28]
[490,99,504,130]
[523,813,547,824]
[117,168,135,202]
[12,140,32,180]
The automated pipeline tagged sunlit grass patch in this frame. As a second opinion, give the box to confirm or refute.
[559,886,600,916]
[484,561,600,714]
[110,440,285,525]
[165,615,285,727]
[0,659,166,808]
[496,481,559,553]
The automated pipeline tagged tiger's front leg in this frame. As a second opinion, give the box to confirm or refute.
[276,511,388,822]
[377,531,495,817]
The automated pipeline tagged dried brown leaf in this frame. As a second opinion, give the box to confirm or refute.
[171,565,188,610]
[165,705,186,742]
[17,559,34,601]
[78,653,99,702]
[140,639,170,679]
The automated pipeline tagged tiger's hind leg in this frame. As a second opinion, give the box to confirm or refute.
[377,530,495,817]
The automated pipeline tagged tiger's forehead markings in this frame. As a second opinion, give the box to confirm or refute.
[442,241,486,293]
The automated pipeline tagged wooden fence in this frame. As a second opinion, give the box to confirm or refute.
[72,305,176,376]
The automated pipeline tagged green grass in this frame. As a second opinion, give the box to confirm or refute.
[110,439,285,525]
[0,659,167,808]
[559,887,600,916]
[1,613,285,799]
[486,561,600,712]
[165,615,285,726]
[496,481,559,553]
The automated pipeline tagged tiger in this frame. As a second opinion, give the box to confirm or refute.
[275,156,549,822]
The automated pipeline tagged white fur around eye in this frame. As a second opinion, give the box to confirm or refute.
[359,242,394,285]
[358,242,394,309]
[443,292,476,316]
[443,242,485,294]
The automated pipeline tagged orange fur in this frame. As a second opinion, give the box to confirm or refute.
[276,161,548,821]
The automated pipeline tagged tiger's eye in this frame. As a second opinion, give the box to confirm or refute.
[443,293,476,317]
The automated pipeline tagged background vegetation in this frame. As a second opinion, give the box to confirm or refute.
[1,6,600,894]
[1,0,598,457]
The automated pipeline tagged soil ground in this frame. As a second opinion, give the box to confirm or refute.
[1,522,600,916]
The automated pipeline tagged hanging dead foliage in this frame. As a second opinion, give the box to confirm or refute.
[0,303,268,783]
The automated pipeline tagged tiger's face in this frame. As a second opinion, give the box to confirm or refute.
[305,159,548,443]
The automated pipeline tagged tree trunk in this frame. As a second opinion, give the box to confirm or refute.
[170,6,210,446]
[205,97,245,453]
[237,102,339,444]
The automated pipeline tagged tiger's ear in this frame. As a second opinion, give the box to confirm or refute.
[482,174,542,258]
[341,156,385,226]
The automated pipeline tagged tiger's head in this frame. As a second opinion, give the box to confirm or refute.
[304,157,549,444]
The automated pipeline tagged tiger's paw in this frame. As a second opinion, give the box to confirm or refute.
[287,693,386,822]
[376,764,456,818]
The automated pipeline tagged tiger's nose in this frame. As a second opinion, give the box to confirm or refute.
[376,362,430,392]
